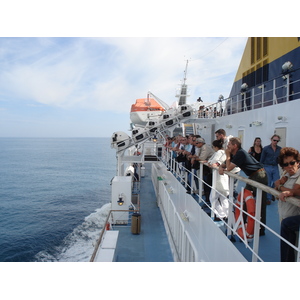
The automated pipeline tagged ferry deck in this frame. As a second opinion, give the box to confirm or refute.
[112,163,173,262]
[105,163,281,262]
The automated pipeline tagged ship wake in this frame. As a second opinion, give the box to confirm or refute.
[34,203,111,262]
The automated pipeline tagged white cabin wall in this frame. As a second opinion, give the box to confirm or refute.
[194,122,215,146]
[199,101,300,152]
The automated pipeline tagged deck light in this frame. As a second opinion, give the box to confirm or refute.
[282,61,293,80]
[282,61,293,73]
[240,83,248,92]
[117,194,124,206]
[277,116,287,121]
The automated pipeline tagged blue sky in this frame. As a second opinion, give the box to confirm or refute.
[2,1,287,138]
[0,37,248,137]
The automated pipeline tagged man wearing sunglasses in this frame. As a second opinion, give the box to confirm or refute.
[260,134,282,204]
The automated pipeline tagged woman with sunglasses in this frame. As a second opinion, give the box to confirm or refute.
[275,147,300,261]
[260,134,282,204]
[275,147,300,222]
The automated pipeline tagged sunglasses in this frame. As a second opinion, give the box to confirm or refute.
[282,161,297,167]
[273,139,279,142]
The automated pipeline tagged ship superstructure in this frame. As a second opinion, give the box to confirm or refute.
[91,37,300,262]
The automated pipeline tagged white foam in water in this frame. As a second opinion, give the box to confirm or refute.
[35,203,111,262]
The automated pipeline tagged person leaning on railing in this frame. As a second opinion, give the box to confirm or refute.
[274,147,300,262]
[274,147,300,221]
[192,138,214,203]
[219,137,268,236]
[207,139,229,221]
[278,182,300,262]
[215,129,240,197]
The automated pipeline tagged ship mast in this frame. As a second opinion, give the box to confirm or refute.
[176,60,190,105]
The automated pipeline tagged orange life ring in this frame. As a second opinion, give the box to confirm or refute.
[105,222,110,230]
[235,189,256,241]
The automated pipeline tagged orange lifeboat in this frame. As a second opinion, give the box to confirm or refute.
[130,97,166,125]
[130,98,165,112]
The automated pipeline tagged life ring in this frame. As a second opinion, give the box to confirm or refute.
[105,222,110,231]
[235,189,255,241]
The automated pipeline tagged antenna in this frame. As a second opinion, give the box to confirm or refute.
[183,59,189,85]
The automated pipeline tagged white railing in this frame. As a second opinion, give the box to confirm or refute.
[197,70,300,119]
[159,151,300,262]
[153,161,247,262]
[153,171,198,262]
[90,208,139,262]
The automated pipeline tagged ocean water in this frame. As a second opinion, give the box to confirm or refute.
[0,138,116,262]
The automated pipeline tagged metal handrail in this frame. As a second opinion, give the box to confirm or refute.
[165,153,300,207]
[90,210,112,262]
[196,69,300,119]
[90,208,140,262]
[161,152,300,261]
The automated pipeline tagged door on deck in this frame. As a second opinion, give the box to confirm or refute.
[274,127,286,148]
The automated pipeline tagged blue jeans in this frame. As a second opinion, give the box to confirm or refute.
[264,165,280,200]
[187,169,199,191]
[280,215,300,262]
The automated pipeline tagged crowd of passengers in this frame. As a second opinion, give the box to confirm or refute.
[164,129,300,262]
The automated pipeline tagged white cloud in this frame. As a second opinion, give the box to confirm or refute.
[1,38,247,110]
[0,37,247,122]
